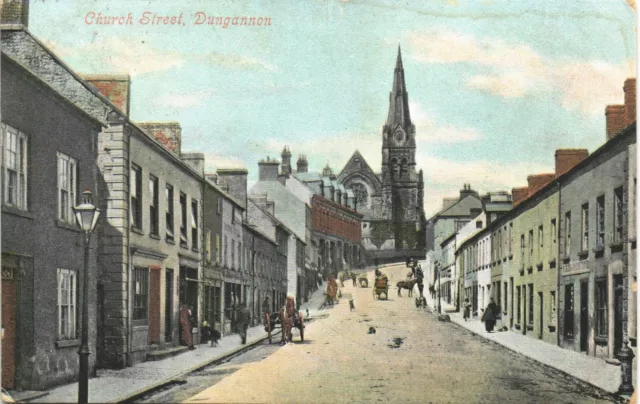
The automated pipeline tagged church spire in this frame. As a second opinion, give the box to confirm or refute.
[386,44,411,129]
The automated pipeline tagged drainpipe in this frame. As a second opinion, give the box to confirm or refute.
[126,124,133,367]
[556,181,561,347]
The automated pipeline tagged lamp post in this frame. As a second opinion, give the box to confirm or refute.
[73,189,101,404]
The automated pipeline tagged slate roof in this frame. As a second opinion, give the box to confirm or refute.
[249,181,307,241]
[293,172,322,182]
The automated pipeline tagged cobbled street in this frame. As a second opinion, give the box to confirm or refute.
[182,264,620,404]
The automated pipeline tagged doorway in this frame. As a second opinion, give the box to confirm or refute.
[165,269,173,342]
[614,276,623,355]
[580,280,589,352]
[2,272,17,389]
[538,292,544,339]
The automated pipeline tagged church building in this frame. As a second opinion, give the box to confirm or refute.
[337,46,427,264]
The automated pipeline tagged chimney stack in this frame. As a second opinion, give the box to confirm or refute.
[180,153,205,175]
[511,187,529,207]
[216,168,248,209]
[83,74,131,117]
[526,173,555,196]
[137,122,182,154]
[205,173,218,184]
[555,149,589,177]
[258,157,280,182]
[624,78,636,127]
[606,105,626,140]
[1,0,29,27]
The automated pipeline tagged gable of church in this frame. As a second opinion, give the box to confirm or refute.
[337,151,382,194]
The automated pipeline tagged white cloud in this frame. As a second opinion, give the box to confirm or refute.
[154,89,215,109]
[203,152,247,171]
[406,30,635,115]
[411,101,482,143]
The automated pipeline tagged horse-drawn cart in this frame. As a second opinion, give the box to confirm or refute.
[373,276,389,300]
[264,297,305,344]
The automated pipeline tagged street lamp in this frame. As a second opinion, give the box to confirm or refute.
[73,189,101,404]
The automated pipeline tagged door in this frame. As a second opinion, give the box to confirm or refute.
[523,286,527,335]
[148,268,161,344]
[510,278,514,328]
[165,269,173,342]
[580,280,589,352]
[614,276,623,355]
[539,292,544,339]
[2,275,17,389]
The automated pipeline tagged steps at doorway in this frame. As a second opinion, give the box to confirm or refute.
[146,345,189,361]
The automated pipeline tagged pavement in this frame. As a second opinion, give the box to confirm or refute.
[11,287,329,404]
[424,292,630,395]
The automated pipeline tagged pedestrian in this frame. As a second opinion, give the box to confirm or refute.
[481,297,499,332]
[463,298,471,321]
[235,302,251,344]
[179,303,195,350]
[352,272,357,287]
[262,295,271,327]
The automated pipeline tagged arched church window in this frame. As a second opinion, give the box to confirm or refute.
[351,183,368,206]
[390,158,399,176]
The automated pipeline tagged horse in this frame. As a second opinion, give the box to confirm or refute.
[280,296,304,344]
[397,279,418,297]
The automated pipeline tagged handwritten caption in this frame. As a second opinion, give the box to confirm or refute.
[84,12,272,28]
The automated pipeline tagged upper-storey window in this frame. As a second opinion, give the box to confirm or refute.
[2,124,28,210]
[57,152,77,223]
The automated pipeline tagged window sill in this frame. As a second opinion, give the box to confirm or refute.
[131,226,145,235]
[166,237,175,245]
[180,244,189,250]
[595,336,608,346]
[149,233,161,240]
[55,219,81,233]
[2,205,34,219]
[192,248,199,253]
[610,242,623,253]
[56,339,80,348]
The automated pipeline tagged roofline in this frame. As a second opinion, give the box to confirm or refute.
[11,29,206,183]
[242,222,278,246]
[205,178,245,210]
[2,52,106,129]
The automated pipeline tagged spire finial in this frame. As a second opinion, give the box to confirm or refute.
[396,44,403,69]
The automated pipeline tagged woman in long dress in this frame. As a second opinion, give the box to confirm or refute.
[481,297,499,332]
[180,303,195,350]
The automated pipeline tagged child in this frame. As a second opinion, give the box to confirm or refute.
[463,298,472,321]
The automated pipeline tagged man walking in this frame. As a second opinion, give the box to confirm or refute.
[235,302,251,344]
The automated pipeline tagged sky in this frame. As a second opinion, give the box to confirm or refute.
[28,0,636,217]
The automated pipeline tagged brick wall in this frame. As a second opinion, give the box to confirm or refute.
[84,75,131,116]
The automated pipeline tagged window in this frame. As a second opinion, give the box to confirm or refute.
[217,196,222,215]
[520,234,525,262]
[180,192,187,247]
[596,195,605,247]
[528,230,534,258]
[595,280,607,339]
[550,291,556,325]
[130,164,142,229]
[231,206,236,224]
[564,211,571,257]
[528,284,534,325]
[57,268,77,340]
[224,236,228,267]
[551,218,557,244]
[238,242,242,271]
[538,225,543,249]
[205,229,212,264]
[504,282,508,313]
[216,234,221,264]
[165,184,174,241]
[564,284,574,338]
[516,286,521,324]
[2,125,28,210]
[149,175,159,235]
[581,203,589,252]
[191,199,198,251]
[614,187,623,244]
[509,223,513,256]
[231,239,236,269]
[133,267,149,321]
[57,152,77,223]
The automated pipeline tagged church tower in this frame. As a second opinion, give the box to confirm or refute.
[380,46,421,249]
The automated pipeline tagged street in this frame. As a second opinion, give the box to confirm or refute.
[179,264,620,404]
